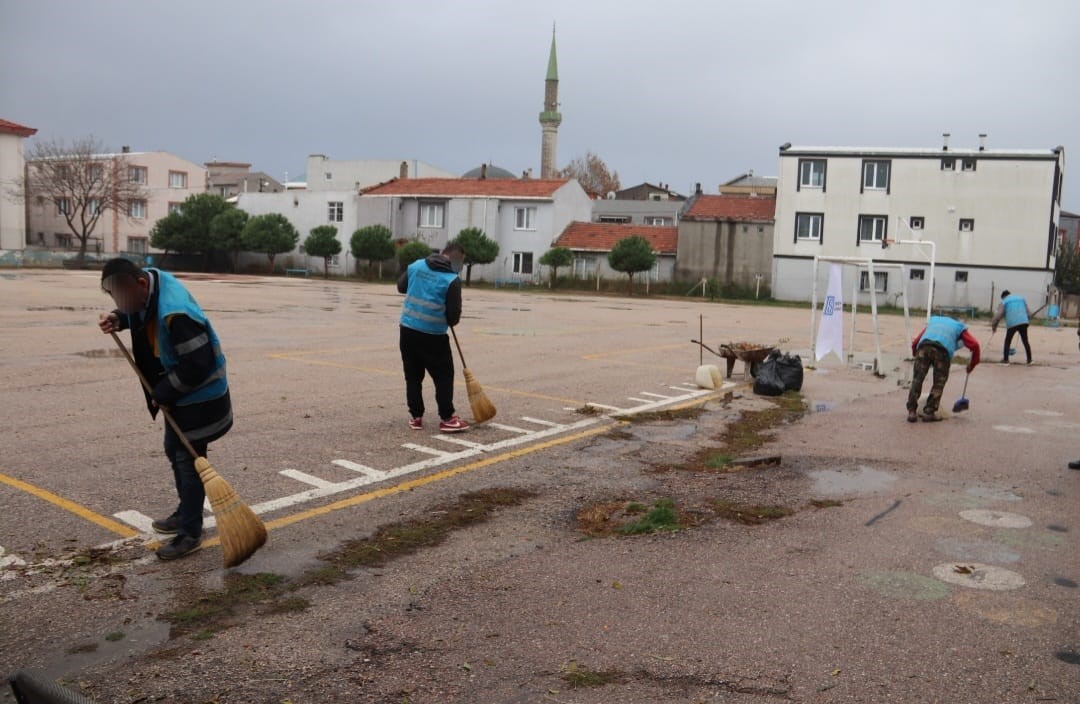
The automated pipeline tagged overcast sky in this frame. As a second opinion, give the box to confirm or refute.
[3,1,1078,205]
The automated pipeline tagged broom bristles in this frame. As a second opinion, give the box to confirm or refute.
[462,368,496,423]
[195,457,267,568]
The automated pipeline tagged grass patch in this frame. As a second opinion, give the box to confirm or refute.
[265,595,310,614]
[712,500,794,525]
[810,499,845,509]
[704,453,733,469]
[160,572,297,638]
[617,499,680,535]
[574,404,604,416]
[562,661,626,689]
[291,564,348,588]
[66,642,98,655]
[717,392,805,457]
[104,631,125,642]
[320,488,535,570]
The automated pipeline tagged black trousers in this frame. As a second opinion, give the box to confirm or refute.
[164,424,208,539]
[1003,324,1032,363]
[400,326,455,420]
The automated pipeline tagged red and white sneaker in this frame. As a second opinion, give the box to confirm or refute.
[439,416,470,433]
[408,417,423,431]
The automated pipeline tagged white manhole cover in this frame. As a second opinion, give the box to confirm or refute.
[959,510,1032,529]
[932,563,1026,591]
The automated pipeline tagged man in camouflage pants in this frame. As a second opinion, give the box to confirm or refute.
[907,316,980,422]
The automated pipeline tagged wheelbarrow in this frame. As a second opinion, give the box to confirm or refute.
[691,340,777,379]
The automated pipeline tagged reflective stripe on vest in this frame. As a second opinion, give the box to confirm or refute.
[919,315,967,358]
[148,269,229,406]
[1003,295,1029,328]
[400,259,458,335]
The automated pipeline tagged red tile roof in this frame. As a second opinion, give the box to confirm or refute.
[555,221,678,255]
[684,194,775,222]
[361,177,570,199]
[0,119,37,138]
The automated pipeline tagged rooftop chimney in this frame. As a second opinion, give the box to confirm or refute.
[121,145,130,153]
[480,163,488,180]
[978,133,987,152]
[694,182,702,195]
[399,160,408,179]
[942,133,951,152]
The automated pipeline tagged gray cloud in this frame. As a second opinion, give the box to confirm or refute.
[2,0,1077,204]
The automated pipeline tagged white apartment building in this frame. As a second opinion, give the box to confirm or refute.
[772,138,1066,312]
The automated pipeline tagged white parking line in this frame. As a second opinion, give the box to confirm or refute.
[432,435,487,449]
[279,469,339,489]
[402,443,459,457]
[520,417,563,428]
[639,391,676,400]
[332,459,387,478]
[488,423,531,434]
[113,510,154,534]
[628,397,653,404]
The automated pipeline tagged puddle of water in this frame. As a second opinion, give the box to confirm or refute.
[1052,577,1078,588]
[965,486,1022,502]
[858,570,949,601]
[935,537,1020,563]
[992,529,1066,550]
[36,618,170,681]
[808,466,897,495]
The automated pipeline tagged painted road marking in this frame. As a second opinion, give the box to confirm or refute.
[520,417,563,428]
[488,423,530,434]
[959,509,1033,529]
[581,403,625,412]
[992,425,1036,434]
[932,563,1026,591]
[332,459,386,478]
[112,510,154,535]
[431,435,486,449]
[401,443,457,457]
[639,391,677,400]
[0,471,137,539]
[628,398,653,404]
[279,469,339,489]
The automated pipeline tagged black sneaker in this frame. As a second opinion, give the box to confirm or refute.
[907,411,918,423]
[1069,459,1080,471]
[151,513,181,534]
[156,535,202,561]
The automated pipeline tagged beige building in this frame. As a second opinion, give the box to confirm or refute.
[206,160,283,197]
[27,148,206,255]
[0,118,37,251]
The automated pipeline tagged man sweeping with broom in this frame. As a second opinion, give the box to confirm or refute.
[907,315,981,423]
[98,258,233,560]
[398,242,472,433]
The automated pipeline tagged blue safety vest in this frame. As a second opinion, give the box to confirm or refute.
[400,259,458,335]
[1002,294,1029,328]
[920,316,967,358]
[144,268,229,407]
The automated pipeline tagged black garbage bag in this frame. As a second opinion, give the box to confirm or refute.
[753,353,786,396]
[775,352,804,392]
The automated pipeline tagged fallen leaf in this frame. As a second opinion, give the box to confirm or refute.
[831,669,842,676]
[954,565,975,575]
[612,581,623,590]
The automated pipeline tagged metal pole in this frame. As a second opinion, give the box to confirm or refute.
[809,257,820,363]
[868,260,883,375]
[699,314,703,366]
[901,264,912,354]
[850,267,859,363]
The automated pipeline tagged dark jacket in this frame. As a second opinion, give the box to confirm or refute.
[113,269,232,443]
[397,254,462,328]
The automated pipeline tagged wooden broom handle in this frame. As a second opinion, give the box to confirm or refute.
[449,326,468,368]
[109,331,201,460]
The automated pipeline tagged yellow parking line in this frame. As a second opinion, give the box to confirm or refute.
[199,422,614,549]
[0,471,138,539]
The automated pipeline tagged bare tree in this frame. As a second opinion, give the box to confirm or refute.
[12,136,149,267]
[557,151,621,196]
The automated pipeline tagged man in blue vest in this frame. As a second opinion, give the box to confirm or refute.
[991,290,1033,365]
[97,258,232,560]
[907,315,981,422]
[397,242,469,433]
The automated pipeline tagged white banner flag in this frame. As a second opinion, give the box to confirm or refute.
[816,263,844,362]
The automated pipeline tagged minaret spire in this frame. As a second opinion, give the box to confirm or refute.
[539,24,562,179]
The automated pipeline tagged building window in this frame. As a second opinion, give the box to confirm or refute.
[419,202,444,228]
[324,172,333,181]
[56,198,71,215]
[798,159,826,189]
[757,225,765,233]
[940,158,955,171]
[858,214,887,244]
[87,199,101,216]
[795,212,823,242]
[862,160,890,191]
[961,159,977,172]
[955,271,969,283]
[573,257,592,278]
[909,216,924,230]
[168,202,183,215]
[512,251,534,275]
[89,165,104,182]
[644,216,672,226]
[328,201,344,222]
[130,200,147,219]
[859,271,888,293]
[56,233,73,248]
[648,193,666,201]
[329,254,340,267]
[168,171,188,189]
[910,268,925,281]
[514,206,537,230]
[128,238,148,254]
[128,166,147,184]
[598,215,631,224]
[959,218,974,232]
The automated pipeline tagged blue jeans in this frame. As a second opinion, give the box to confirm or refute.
[163,424,207,539]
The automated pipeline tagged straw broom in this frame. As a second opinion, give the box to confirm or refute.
[110,332,266,567]
[449,326,496,423]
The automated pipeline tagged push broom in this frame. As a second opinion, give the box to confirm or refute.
[110,332,266,567]
[449,326,496,423]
